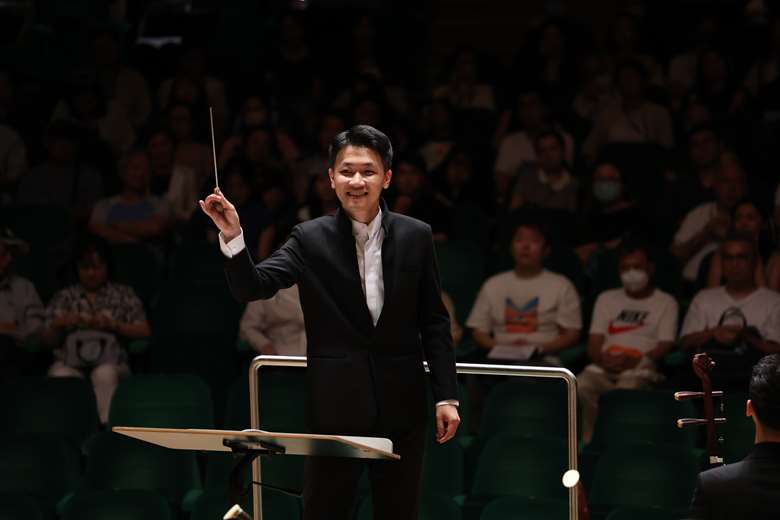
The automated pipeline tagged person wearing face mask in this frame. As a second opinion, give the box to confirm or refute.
[576,161,648,264]
[578,238,678,443]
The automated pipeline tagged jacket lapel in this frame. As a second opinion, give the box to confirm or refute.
[376,204,395,329]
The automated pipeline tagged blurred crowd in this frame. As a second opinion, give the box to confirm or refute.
[2,1,780,435]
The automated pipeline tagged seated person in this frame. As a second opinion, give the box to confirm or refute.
[467,220,582,364]
[388,154,451,241]
[680,232,780,389]
[0,229,44,381]
[672,153,746,285]
[508,130,579,213]
[578,239,678,443]
[89,149,172,245]
[239,285,306,356]
[704,199,778,288]
[42,239,150,423]
[689,353,780,519]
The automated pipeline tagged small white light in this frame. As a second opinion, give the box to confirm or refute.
[562,469,580,488]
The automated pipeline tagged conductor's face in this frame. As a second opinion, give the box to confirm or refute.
[329,145,392,222]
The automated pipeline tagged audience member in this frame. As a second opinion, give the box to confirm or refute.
[507,130,578,213]
[467,221,582,364]
[389,154,450,240]
[240,285,306,356]
[680,232,780,389]
[297,174,339,222]
[494,88,575,178]
[578,239,678,442]
[17,120,104,222]
[583,59,674,162]
[0,123,27,205]
[704,199,777,288]
[0,229,44,381]
[88,149,172,245]
[43,239,150,423]
[673,153,747,284]
[146,128,201,224]
[433,49,496,111]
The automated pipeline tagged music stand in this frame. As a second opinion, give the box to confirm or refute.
[112,427,399,519]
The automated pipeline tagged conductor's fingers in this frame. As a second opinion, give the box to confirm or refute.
[436,413,445,441]
[440,415,460,444]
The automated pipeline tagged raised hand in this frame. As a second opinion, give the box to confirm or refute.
[198,187,242,241]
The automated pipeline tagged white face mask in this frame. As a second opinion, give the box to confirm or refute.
[621,268,649,293]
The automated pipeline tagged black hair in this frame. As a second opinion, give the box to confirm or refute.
[687,123,721,143]
[749,354,780,431]
[328,125,393,171]
[510,214,552,246]
[533,129,565,150]
[73,236,113,277]
[616,234,653,263]
[720,230,758,259]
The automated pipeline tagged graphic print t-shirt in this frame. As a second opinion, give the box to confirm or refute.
[589,288,678,357]
[467,270,582,346]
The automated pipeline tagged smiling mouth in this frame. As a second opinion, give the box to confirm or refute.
[347,192,368,199]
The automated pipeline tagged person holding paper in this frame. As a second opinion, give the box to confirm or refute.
[577,238,678,443]
[466,220,582,364]
[199,125,459,520]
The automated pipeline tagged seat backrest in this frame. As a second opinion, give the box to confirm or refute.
[1,376,99,445]
[480,379,569,440]
[589,444,698,510]
[108,374,215,429]
[480,496,568,520]
[83,432,202,506]
[590,389,697,449]
[0,434,81,510]
[61,489,173,520]
[471,433,568,502]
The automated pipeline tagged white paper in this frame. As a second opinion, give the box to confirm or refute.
[487,344,539,361]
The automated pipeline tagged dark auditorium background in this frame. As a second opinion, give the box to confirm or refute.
[0,0,776,519]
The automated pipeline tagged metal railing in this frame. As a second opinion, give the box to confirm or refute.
[249,356,579,520]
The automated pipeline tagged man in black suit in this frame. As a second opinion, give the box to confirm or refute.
[688,353,780,519]
[199,125,460,519]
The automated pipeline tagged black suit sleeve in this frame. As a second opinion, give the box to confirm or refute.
[417,226,458,403]
[224,225,306,302]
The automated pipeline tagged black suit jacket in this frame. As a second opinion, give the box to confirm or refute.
[689,442,780,520]
[224,201,458,436]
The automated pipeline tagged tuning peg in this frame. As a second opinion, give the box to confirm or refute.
[677,417,726,428]
[674,390,724,401]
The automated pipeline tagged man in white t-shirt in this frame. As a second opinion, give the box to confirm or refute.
[467,222,581,363]
[239,285,306,356]
[680,232,780,388]
[672,153,746,283]
[578,240,678,442]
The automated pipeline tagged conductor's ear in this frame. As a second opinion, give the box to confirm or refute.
[328,168,336,189]
[383,169,392,189]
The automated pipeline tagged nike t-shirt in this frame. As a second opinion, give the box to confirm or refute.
[590,287,678,356]
[467,269,582,346]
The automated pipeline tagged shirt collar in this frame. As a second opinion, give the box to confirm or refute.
[351,207,383,242]
[537,168,572,192]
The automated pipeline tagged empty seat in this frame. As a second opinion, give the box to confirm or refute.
[108,374,214,429]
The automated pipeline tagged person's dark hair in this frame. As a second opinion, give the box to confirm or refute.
[749,354,780,431]
[510,215,552,246]
[533,129,565,150]
[73,236,113,276]
[730,198,768,223]
[46,119,82,143]
[328,125,393,171]
[616,235,653,263]
[687,123,720,144]
[720,230,758,258]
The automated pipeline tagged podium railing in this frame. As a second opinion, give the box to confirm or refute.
[249,356,579,520]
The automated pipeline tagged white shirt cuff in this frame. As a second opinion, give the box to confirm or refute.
[435,399,459,407]
[219,229,246,258]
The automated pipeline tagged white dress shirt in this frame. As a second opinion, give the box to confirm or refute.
[219,208,458,408]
